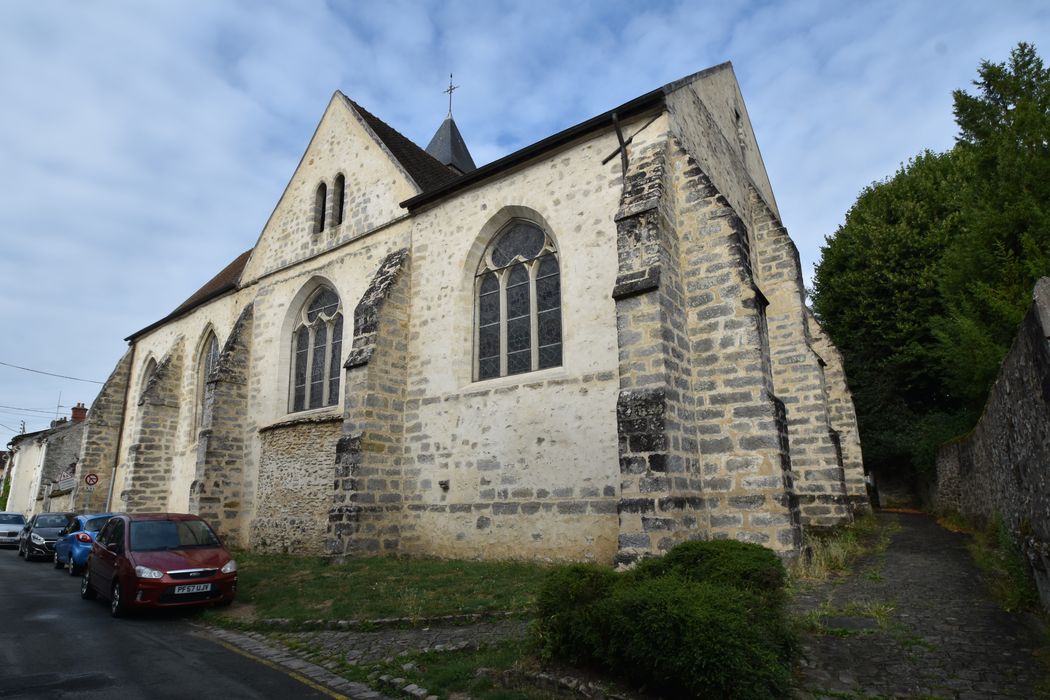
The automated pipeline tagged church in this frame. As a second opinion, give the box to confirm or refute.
[66,62,867,565]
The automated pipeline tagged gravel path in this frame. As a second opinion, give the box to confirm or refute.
[793,511,1048,699]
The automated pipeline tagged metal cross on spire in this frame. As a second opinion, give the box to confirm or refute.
[444,73,459,116]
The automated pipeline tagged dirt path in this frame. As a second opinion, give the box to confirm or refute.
[793,511,1047,699]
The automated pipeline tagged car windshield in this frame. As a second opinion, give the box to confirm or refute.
[35,514,71,528]
[129,520,221,552]
[84,517,110,533]
[0,514,25,525]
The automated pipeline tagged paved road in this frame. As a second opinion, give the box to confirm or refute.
[0,547,332,699]
[794,511,1048,699]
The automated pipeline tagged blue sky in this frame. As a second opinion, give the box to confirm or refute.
[1,0,1048,448]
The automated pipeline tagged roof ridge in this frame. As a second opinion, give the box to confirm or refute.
[127,248,252,341]
[343,96,460,193]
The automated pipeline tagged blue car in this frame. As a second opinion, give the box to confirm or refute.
[53,513,115,575]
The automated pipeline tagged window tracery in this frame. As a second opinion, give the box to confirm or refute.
[475,221,561,380]
[291,286,343,411]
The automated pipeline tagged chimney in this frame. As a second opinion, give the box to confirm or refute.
[71,402,88,423]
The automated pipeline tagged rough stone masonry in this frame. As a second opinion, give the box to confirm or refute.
[49,61,867,565]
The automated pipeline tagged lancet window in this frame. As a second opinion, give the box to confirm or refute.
[291,286,343,412]
[475,221,561,380]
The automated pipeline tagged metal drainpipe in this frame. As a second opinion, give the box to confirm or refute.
[104,341,136,512]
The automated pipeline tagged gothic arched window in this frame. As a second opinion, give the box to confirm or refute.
[291,286,343,412]
[475,220,561,380]
[314,182,328,233]
[197,332,219,427]
[333,173,346,226]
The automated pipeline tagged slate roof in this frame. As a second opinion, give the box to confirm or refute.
[126,248,252,341]
[425,116,477,175]
[344,96,460,192]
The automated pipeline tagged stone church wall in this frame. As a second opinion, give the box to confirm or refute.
[750,192,850,529]
[252,416,342,554]
[74,349,132,514]
[934,278,1050,609]
[89,66,863,565]
[671,144,801,554]
[239,94,420,283]
[393,120,631,562]
[807,311,869,513]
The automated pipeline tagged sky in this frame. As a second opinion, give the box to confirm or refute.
[1,0,1048,448]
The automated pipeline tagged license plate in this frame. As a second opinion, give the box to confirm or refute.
[174,583,212,594]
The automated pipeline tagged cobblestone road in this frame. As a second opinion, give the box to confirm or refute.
[793,511,1048,699]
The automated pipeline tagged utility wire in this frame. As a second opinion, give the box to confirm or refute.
[0,404,66,415]
[0,422,18,433]
[0,361,103,385]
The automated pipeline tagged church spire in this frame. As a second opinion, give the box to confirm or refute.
[426,74,476,175]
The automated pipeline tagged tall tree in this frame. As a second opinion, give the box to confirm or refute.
[812,150,966,478]
[936,42,1050,409]
[813,42,1050,483]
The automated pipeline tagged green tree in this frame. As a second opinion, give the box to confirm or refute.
[814,42,1050,483]
[936,42,1050,409]
[812,150,967,478]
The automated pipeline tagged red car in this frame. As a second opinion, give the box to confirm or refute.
[80,513,237,616]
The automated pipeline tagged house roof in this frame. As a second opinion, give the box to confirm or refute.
[401,62,736,212]
[425,115,476,175]
[344,96,460,192]
[126,248,252,341]
[125,65,742,344]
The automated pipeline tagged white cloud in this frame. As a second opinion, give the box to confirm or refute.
[1,0,1048,445]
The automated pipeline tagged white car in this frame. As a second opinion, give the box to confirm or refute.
[0,512,26,547]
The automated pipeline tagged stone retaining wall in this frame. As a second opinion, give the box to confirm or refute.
[934,277,1050,610]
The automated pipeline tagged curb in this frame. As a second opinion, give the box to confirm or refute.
[228,609,519,631]
[202,625,394,700]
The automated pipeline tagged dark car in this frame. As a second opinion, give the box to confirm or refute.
[18,512,76,561]
[53,513,115,575]
[81,513,237,617]
[0,512,27,548]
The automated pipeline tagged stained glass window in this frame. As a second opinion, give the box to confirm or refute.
[474,220,561,380]
[290,286,343,412]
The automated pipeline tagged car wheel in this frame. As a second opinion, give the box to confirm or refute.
[110,581,125,618]
[80,570,96,600]
[68,555,79,576]
[53,551,64,569]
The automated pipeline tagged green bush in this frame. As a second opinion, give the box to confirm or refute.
[534,541,795,699]
[596,577,792,699]
[533,564,618,664]
[630,539,787,605]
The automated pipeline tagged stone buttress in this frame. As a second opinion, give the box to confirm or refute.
[750,190,851,528]
[73,349,133,513]
[327,248,411,556]
[612,134,706,566]
[124,340,184,512]
[806,311,869,513]
[672,143,802,554]
[190,304,254,546]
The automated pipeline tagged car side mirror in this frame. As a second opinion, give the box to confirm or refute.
[111,543,124,555]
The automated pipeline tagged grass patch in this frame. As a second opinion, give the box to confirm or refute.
[791,513,898,582]
[935,512,1039,613]
[369,639,551,700]
[212,552,549,625]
